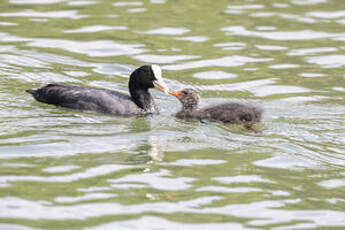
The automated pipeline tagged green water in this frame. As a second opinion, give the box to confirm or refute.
[0,0,345,229]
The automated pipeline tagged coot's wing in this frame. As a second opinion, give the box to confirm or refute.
[26,84,143,115]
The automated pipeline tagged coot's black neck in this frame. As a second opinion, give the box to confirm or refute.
[131,88,155,110]
[129,82,156,113]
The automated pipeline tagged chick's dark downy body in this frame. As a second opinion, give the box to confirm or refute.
[26,65,169,116]
[201,103,262,124]
[171,89,262,130]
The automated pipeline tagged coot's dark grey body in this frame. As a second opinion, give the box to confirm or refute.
[170,89,263,131]
[26,84,153,115]
[26,65,169,116]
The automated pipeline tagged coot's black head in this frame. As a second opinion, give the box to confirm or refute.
[169,88,199,110]
[128,65,169,94]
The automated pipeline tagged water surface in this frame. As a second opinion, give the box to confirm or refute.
[0,0,345,229]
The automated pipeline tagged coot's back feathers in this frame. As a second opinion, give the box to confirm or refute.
[28,84,144,115]
[26,65,169,116]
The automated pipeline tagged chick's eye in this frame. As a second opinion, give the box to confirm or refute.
[183,91,188,95]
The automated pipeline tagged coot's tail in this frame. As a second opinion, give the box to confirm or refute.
[26,89,37,95]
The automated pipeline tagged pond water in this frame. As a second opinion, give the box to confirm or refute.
[0,0,345,229]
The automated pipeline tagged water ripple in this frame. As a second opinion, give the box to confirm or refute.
[0,10,86,19]
[0,165,133,184]
[28,39,147,57]
[108,169,195,191]
[222,26,345,40]
[68,1,97,6]
[144,27,190,35]
[291,0,326,5]
[197,186,263,193]
[307,11,345,19]
[288,47,337,56]
[1,0,345,229]
[85,216,254,230]
[64,25,127,33]
[163,56,272,70]
[213,175,274,184]
[306,55,345,68]
[193,71,237,80]
[55,193,117,204]
[133,54,200,64]
[113,2,143,7]
[10,0,65,4]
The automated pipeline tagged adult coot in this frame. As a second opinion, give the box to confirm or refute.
[169,88,263,131]
[26,65,169,115]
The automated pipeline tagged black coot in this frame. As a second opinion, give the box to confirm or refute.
[169,88,263,131]
[26,65,169,115]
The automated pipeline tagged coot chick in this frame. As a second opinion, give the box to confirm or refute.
[169,88,262,131]
[26,65,169,115]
